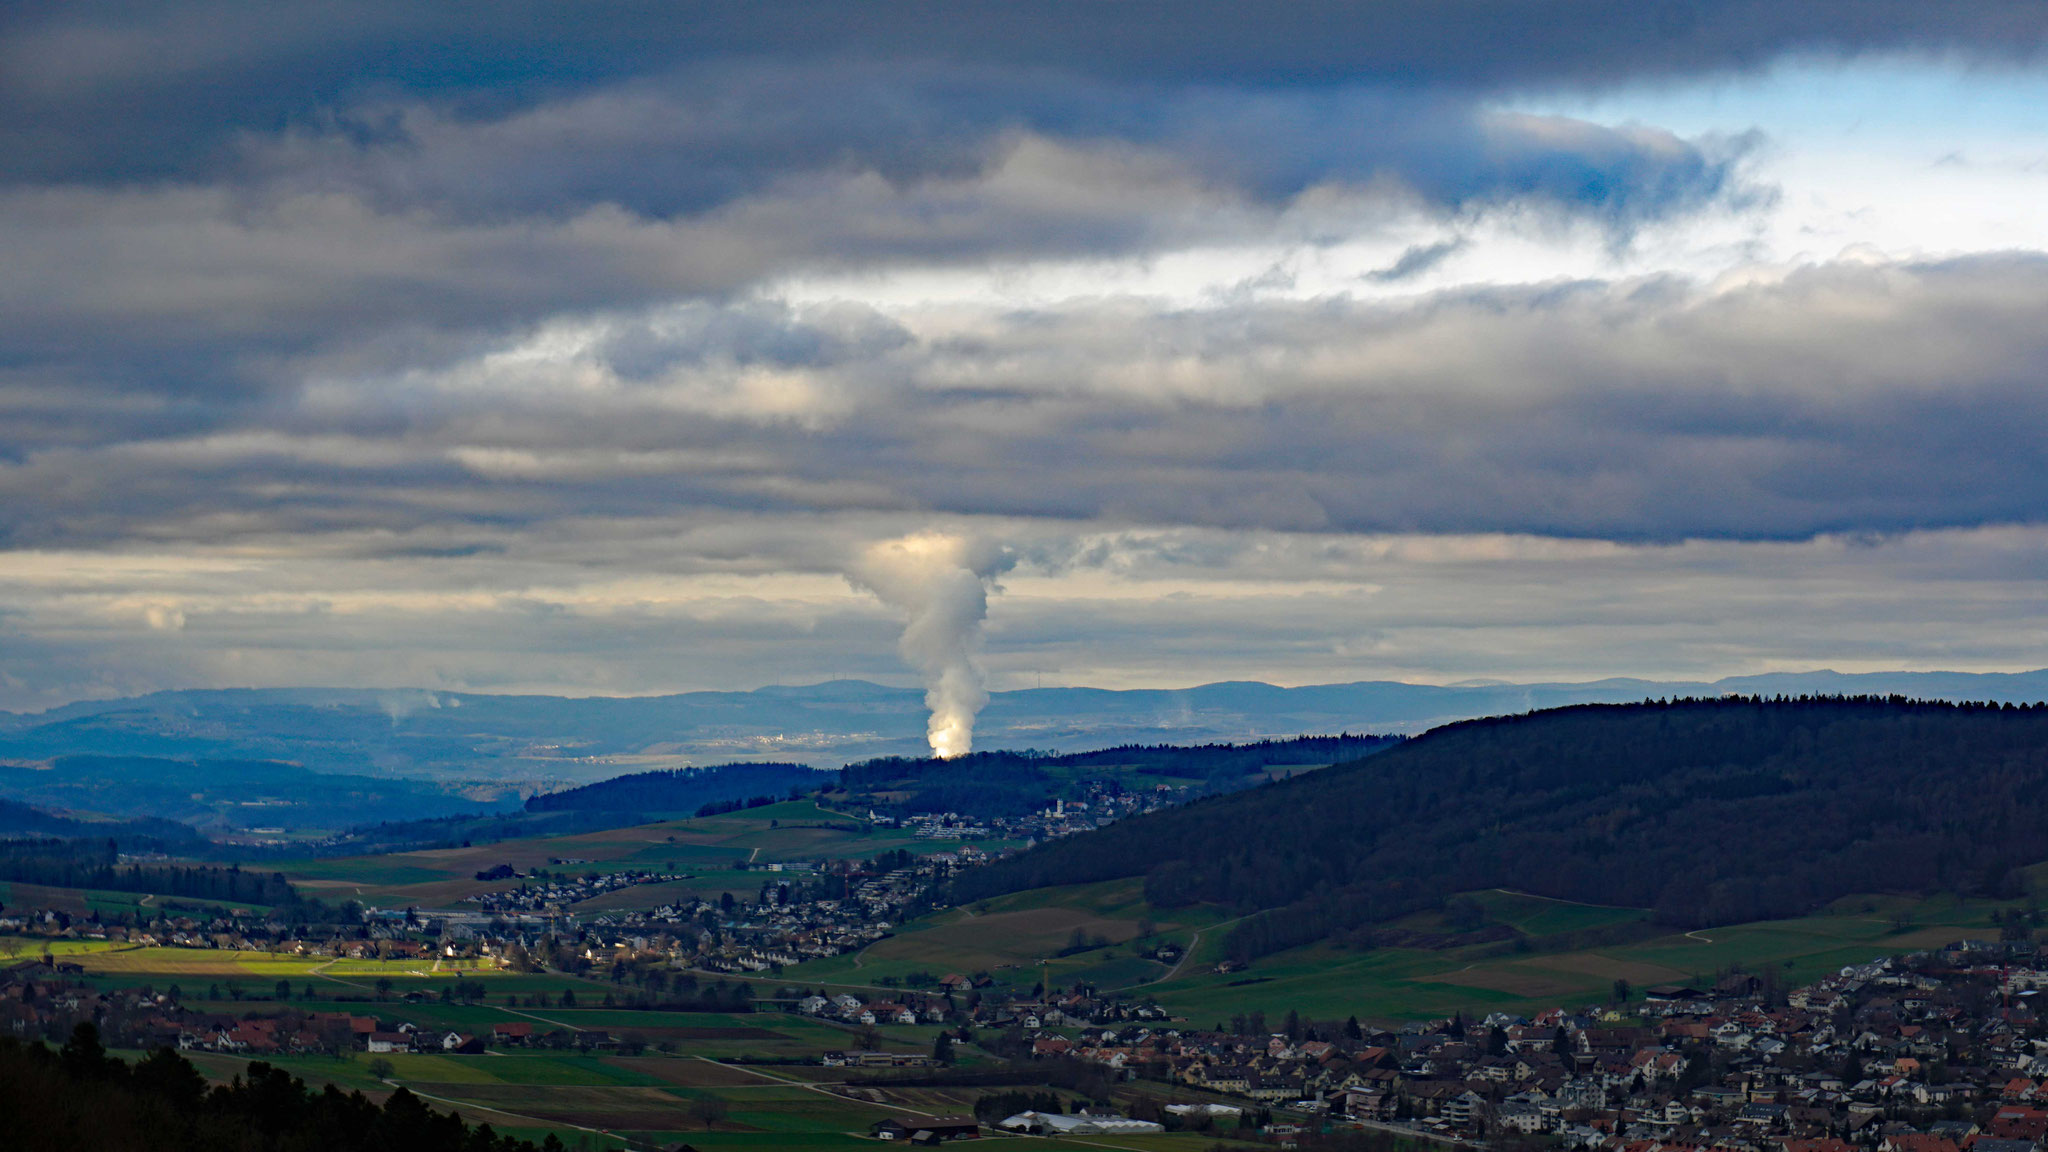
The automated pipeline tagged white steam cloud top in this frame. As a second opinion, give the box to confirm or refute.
[849,532,1013,759]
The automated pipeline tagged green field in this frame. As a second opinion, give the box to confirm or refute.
[0,879,265,919]
[785,876,1231,993]
[1117,889,2012,1023]
[28,885,1999,1149]
[154,1041,1266,1152]
[94,998,1241,1151]
[16,794,2029,1147]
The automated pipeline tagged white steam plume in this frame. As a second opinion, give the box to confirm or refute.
[849,532,1013,759]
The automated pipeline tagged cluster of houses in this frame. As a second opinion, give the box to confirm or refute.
[1021,940,2048,1148]
[170,1013,629,1057]
[0,843,991,986]
[186,1014,501,1056]
[0,907,511,963]
[868,812,993,841]
[592,851,989,974]
[800,991,952,1026]
[463,867,684,913]
[864,781,1189,845]
[793,982,1177,1032]
[0,958,646,1057]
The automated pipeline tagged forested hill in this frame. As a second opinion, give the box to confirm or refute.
[0,797,201,846]
[949,697,2048,962]
[523,762,824,814]
[841,734,1401,819]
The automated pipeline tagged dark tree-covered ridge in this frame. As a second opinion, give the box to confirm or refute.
[0,796,200,846]
[950,697,2048,962]
[843,734,1402,818]
[0,838,311,910]
[523,761,822,813]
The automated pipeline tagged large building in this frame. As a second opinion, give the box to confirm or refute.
[996,1111,1166,1136]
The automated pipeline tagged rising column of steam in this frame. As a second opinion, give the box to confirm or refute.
[849,532,1013,759]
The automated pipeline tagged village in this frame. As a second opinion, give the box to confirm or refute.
[868,780,1194,844]
[17,899,2048,1151]
[999,938,2048,1149]
[0,843,990,993]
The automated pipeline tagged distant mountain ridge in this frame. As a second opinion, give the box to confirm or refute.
[0,797,202,847]
[7,670,2048,780]
[0,756,502,836]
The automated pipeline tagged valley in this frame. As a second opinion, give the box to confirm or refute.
[10,697,2048,1149]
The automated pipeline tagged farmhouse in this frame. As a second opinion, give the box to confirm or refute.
[869,1115,981,1141]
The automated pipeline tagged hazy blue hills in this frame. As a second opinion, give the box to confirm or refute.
[6,671,2048,785]
[0,756,503,837]
[0,796,202,847]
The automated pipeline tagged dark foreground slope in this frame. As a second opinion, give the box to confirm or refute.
[1,1025,547,1152]
[952,697,2048,962]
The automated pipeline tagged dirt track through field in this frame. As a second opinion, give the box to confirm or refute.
[701,1056,950,1118]
[394,1082,631,1149]
[1130,913,1250,989]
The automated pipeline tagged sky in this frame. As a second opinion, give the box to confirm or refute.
[6,2,2048,715]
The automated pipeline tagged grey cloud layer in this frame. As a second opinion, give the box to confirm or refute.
[236,70,1751,227]
[0,70,1750,452]
[7,3,2048,704]
[7,254,2048,547]
[10,523,2048,713]
[0,1,1786,494]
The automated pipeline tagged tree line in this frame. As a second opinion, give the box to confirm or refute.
[0,838,321,912]
[523,761,820,814]
[0,797,201,847]
[842,734,1402,819]
[0,1023,561,1152]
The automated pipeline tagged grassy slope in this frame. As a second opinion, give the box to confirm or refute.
[23,866,2016,1029]
[1139,889,2013,1022]
[0,879,272,919]
[780,882,2019,1025]
[787,876,1231,991]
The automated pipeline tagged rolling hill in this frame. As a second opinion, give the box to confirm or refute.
[951,696,2048,964]
[523,762,828,816]
[0,756,504,837]
[0,797,202,846]
[838,734,1402,818]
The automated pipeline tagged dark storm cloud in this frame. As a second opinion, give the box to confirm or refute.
[2,2,2044,552]
[0,89,1744,455]
[227,67,1750,228]
[4,1,2045,186]
[0,0,1807,462]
